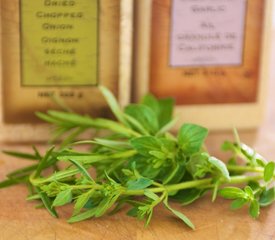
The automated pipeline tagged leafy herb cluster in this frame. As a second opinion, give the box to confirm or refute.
[0,87,274,229]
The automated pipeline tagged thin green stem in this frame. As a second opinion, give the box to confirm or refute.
[123,174,265,196]
[71,185,102,190]
[227,165,264,173]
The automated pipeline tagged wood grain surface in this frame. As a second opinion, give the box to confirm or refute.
[0,32,274,240]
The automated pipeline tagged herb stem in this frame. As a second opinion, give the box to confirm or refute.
[123,174,265,196]
[227,165,264,173]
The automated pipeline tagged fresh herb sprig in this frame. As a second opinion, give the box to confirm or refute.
[1,87,274,229]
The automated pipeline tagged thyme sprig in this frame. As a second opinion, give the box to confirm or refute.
[1,87,274,229]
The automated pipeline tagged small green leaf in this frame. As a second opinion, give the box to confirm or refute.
[157,98,175,128]
[186,153,209,178]
[125,104,159,134]
[249,200,260,219]
[219,187,246,199]
[163,163,185,185]
[212,180,220,202]
[74,191,94,215]
[164,198,195,230]
[141,94,160,116]
[178,124,208,155]
[256,159,266,167]
[149,151,165,159]
[52,189,72,207]
[239,143,266,164]
[69,159,93,181]
[127,207,139,217]
[0,178,26,189]
[127,178,153,190]
[26,194,40,201]
[124,113,150,135]
[230,198,248,210]
[68,208,97,223]
[94,193,121,217]
[172,188,206,206]
[130,136,161,156]
[144,190,159,201]
[35,146,55,178]
[259,188,275,207]
[208,156,230,181]
[248,181,261,191]
[36,111,63,125]
[142,95,174,128]
[264,162,275,182]
[7,165,38,179]
[244,186,254,200]
[36,188,58,218]
[145,209,153,227]
[156,118,178,136]
[3,150,38,161]
[99,86,126,125]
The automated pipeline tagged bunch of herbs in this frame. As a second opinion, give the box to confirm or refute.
[0,87,274,229]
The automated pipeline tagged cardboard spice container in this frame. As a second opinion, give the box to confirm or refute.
[0,0,133,142]
[134,0,273,130]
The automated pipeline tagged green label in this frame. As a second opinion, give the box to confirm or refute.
[21,0,98,86]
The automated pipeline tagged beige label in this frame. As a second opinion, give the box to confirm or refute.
[21,0,99,86]
[170,0,247,67]
[1,0,120,123]
[150,0,265,105]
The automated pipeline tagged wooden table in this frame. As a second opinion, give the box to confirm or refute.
[1,42,275,240]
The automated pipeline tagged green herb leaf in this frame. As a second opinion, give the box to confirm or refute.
[26,194,40,201]
[164,198,195,230]
[208,156,230,181]
[124,104,159,134]
[230,198,248,210]
[99,86,127,125]
[7,165,38,179]
[36,188,58,218]
[69,159,93,181]
[158,98,174,128]
[130,136,161,156]
[248,181,261,191]
[94,193,121,217]
[127,178,153,190]
[127,207,139,217]
[219,187,246,199]
[52,189,72,207]
[35,146,55,178]
[244,186,254,200]
[249,200,260,219]
[212,180,220,202]
[3,150,38,161]
[178,124,208,155]
[144,190,160,201]
[0,177,27,189]
[186,153,210,178]
[142,95,174,128]
[259,188,275,207]
[163,162,185,185]
[73,191,94,215]
[141,94,160,116]
[172,188,206,206]
[68,208,97,223]
[264,162,275,182]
